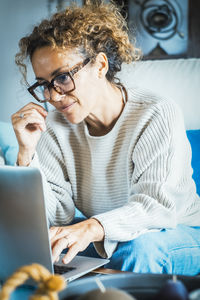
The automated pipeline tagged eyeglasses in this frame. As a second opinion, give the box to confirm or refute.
[28,57,91,103]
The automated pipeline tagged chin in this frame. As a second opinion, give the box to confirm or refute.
[63,113,85,125]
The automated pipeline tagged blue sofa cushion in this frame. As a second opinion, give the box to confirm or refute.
[187,130,200,196]
[0,121,18,165]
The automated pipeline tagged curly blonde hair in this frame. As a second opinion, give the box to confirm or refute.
[15,1,141,85]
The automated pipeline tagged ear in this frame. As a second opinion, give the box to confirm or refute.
[95,52,108,79]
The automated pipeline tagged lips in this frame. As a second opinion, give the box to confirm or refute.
[60,102,76,112]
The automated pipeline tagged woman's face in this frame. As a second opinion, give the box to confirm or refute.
[31,46,103,124]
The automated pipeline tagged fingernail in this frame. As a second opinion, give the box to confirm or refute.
[63,258,68,264]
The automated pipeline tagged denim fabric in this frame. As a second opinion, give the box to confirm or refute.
[73,214,200,276]
[105,225,200,275]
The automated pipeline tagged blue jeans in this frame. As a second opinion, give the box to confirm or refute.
[73,213,200,275]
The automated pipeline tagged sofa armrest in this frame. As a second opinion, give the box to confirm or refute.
[187,130,200,196]
[0,121,18,165]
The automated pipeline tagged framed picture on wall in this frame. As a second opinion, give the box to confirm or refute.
[114,0,200,59]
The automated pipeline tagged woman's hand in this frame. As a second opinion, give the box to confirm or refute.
[11,102,48,166]
[49,219,105,264]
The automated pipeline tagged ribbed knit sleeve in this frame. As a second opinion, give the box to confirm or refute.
[30,120,75,226]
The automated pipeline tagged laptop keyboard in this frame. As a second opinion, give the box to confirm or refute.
[54,265,76,275]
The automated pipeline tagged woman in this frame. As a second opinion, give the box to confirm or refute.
[12,1,200,274]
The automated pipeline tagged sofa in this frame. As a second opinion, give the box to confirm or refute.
[0,58,199,195]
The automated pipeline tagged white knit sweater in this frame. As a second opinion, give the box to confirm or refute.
[30,87,200,258]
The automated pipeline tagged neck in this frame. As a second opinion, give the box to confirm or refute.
[86,83,126,136]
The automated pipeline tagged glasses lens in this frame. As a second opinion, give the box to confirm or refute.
[34,84,50,102]
[53,73,74,94]
[31,73,75,102]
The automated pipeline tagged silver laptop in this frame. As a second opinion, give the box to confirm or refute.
[0,166,109,284]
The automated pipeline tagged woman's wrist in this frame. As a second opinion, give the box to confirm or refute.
[17,149,35,166]
[88,218,105,242]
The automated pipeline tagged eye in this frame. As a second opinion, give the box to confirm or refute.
[54,73,71,85]
[43,84,49,90]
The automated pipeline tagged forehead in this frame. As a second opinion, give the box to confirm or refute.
[31,46,83,78]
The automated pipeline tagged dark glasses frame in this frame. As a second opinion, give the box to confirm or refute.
[28,57,91,103]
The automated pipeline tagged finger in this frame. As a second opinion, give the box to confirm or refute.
[14,111,47,132]
[62,243,80,264]
[26,123,46,132]
[50,230,67,249]
[20,108,46,120]
[50,228,70,245]
[18,102,48,118]
[52,238,69,263]
[18,116,46,132]
[13,107,46,123]
[12,107,47,128]
[49,227,59,240]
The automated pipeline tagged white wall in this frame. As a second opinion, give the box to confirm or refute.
[0,0,50,122]
[0,0,82,122]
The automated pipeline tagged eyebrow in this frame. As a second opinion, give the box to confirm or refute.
[35,65,70,81]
